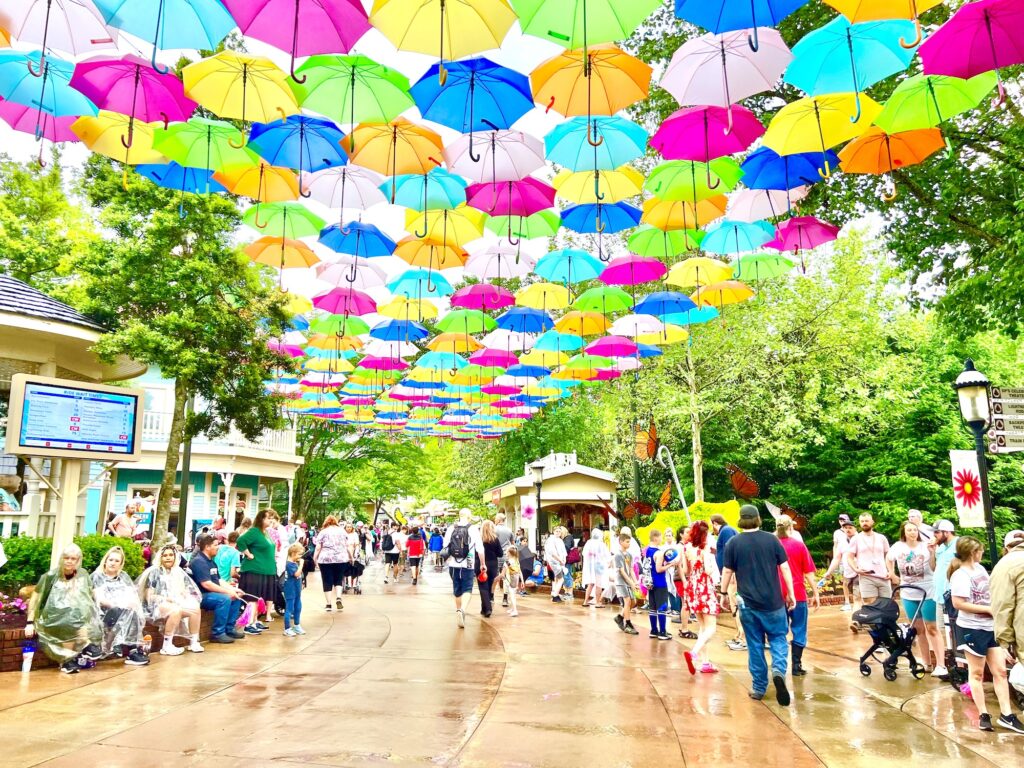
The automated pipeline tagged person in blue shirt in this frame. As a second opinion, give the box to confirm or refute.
[283,543,306,636]
[643,529,673,640]
[711,514,737,573]
[191,534,246,644]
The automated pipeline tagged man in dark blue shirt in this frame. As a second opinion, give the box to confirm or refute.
[711,514,737,573]
[192,534,246,644]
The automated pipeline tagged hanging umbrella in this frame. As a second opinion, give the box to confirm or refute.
[732,253,795,283]
[1,0,116,77]
[661,305,719,327]
[450,283,515,310]
[513,0,659,48]
[701,219,775,255]
[344,117,444,179]
[642,196,727,231]
[607,313,662,336]
[553,165,644,204]
[388,268,455,298]
[292,54,412,130]
[691,280,756,315]
[419,351,469,370]
[381,168,467,211]
[152,117,259,183]
[534,248,603,285]
[464,244,536,279]
[651,105,765,186]
[437,309,498,335]
[429,332,484,353]
[242,201,325,237]
[674,0,809,53]
[215,161,300,202]
[485,210,560,240]
[740,146,838,190]
[71,111,164,184]
[762,94,882,177]
[873,73,996,135]
[406,206,484,243]
[585,336,639,358]
[561,201,641,233]
[837,126,944,199]
[319,221,396,257]
[665,256,733,288]
[0,27,8,47]
[535,330,585,351]
[0,50,97,118]
[628,225,703,258]
[518,349,566,369]
[315,256,388,291]
[309,315,370,335]
[825,1,943,47]
[634,324,688,346]
[370,318,430,343]
[544,115,648,171]
[69,54,196,150]
[531,44,651,122]
[221,0,370,82]
[497,307,554,334]
[183,51,300,137]
[93,0,235,73]
[783,16,917,122]
[313,286,378,315]
[0,101,77,164]
[726,187,809,222]
[445,129,545,183]
[645,159,743,201]
[248,116,348,191]
[302,165,386,210]
[515,282,572,312]
[918,0,1024,103]
[245,236,319,271]
[136,161,227,217]
[573,285,632,314]
[768,216,840,254]
[599,255,668,287]
[633,291,698,319]
[465,177,556,217]
[662,28,792,131]
[378,295,438,321]
[369,0,517,83]
[470,349,519,369]
[394,237,468,271]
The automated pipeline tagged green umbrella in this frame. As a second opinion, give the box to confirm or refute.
[513,0,661,49]
[436,309,497,334]
[732,253,794,283]
[565,353,612,369]
[309,315,370,335]
[485,209,561,240]
[572,285,632,315]
[242,202,324,237]
[874,72,996,135]
[291,54,413,136]
[628,225,703,259]
[644,158,743,202]
[152,117,260,180]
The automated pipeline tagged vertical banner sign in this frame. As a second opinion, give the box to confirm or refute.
[949,450,985,528]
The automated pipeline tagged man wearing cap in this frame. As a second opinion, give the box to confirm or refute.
[719,504,796,706]
[931,519,959,642]
[991,530,1024,665]
[820,517,858,612]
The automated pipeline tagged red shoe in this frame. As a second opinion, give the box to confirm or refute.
[684,650,696,675]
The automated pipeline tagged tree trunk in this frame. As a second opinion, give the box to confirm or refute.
[685,345,704,503]
[152,380,187,542]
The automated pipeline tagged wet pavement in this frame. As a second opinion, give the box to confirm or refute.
[3,562,1022,767]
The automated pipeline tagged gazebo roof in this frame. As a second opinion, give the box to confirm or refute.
[0,275,105,331]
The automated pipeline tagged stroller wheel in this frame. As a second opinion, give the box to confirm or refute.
[883,667,898,682]
[911,664,926,680]
[859,663,871,677]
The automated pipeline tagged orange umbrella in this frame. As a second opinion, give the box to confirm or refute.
[642,195,727,231]
[394,237,468,270]
[216,161,299,202]
[0,27,10,48]
[692,280,754,323]
[531,44,651,121]
[428,332,483,354]
[554,310,609,336]
[837,126,944,200]
[344,117,444,179]
[245,237,319,269]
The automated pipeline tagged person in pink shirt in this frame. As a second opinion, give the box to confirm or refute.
[776,516,819,676]
[846,513,892,609]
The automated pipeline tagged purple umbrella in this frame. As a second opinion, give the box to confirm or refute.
[70,55,197,148]
[651,105,764,187]
[767,216,839,265]
[465,177,556,217]
[919,0,1024,105]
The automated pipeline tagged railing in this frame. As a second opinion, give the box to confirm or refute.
[141,411,297,456]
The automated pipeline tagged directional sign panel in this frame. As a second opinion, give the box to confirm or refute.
[992,401,1024,417]
[991,418,1024,432]
[989,433,1024,452]
[992,386,1024,401]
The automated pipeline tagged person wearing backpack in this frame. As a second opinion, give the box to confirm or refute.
[643,529,673,640]
[383,523,400,584]
[442,509,484,628]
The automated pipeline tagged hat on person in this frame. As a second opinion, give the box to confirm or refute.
[739,504,760,521]
[1003,530,1024,550]
[839,515,855,527]
[935,519,955,533]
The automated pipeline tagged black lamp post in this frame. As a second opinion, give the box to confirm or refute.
[530,459,544,555]
[954,358,998,564]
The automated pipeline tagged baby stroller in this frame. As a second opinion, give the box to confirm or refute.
[853,584,927,681]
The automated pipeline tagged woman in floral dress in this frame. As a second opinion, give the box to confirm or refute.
[682,520,721,675]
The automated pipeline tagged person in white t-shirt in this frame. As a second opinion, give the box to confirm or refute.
[907,509,934,542]
[393,526,409,581]
[886,521,946,677]
[820,517,858,611]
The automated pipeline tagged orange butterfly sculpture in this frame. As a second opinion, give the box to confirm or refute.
[622,500,653,521]
[725,463,760,499]
[634,420,658,462]
[779,501,808,531]
[659,482,672,510]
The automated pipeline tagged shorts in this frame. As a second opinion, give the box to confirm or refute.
[409,557,422,568]
[901,597,937,623]
[614,585,632,600]
[859,575,892,600]
[958,627,999,657]
[648,586,669,613]
[384,552,399,565]
[450,567,475,597]
[319,562,344,591]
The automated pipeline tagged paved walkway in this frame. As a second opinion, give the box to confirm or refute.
[3,562,1023,767]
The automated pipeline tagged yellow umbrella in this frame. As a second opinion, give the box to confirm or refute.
[515,282,571,311]
[552,366,598,381]
[428,333,483,353]
[305,356,355,373]
[665,257,733,289]
[285,294,312,314]
[306,334,363,352]
[245,236,320,270]
[369,0,517,81]
[555,310,609,336]
[215,161,299,202]
[183,52,299,129]
[825,1,941,47]
[344,117,444,178]
[378,295,439,322]
[762,95,882,177]
[520,349,569,368]
[394,236,468,270]
[520,382,561,398]
[531,44,651,118]
[692,280,755,310]
[71,112,165,188]
[636,324,689,346]
[642,196,727,230]
[451,369,497,385]
[553,166,644,204]
[404,206,486,244]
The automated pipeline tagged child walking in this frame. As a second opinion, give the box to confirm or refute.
[283,543,306,637]
[502,546,523,617]
[614,533,640,635]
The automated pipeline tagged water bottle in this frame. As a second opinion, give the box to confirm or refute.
[21,640,36,673]
[142,634,152,655]
[817,579,825,589]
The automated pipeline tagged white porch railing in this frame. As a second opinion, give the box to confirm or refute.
[141,411,297,456]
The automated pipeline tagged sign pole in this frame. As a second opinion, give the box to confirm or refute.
[49,459,83,570]
[969,420,999,564]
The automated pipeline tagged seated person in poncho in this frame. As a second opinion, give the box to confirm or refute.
[91,546,150,666]
[137,544,204,656]
[24,544,103,674]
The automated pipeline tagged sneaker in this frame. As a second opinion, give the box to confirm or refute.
[283,628,297,637]
[683,651,696,675]
[726,638,747,651]
[228,629,246,639]
[456,609,465,628]
[324,604,332,612]
[773,674,790,707]
[700,663,719,674]
[80,644,104,661]
[671,616,682,624]
[508,611,518,617]
[60,659,80,674]
[979,713,993,732]
[160,644,184,656]
[502,597,509,608]
[243,625,263,636]
[336,598,343,609]
[384,579,388,584]
[294,626,307,635]
[124,650,150,666]
[614,614,624,630]
[931,666,949,678]
[413,578,418,585]
[997,713,1024,734]
[551,596,563,603]
[748,690,765,701]
[658,632,673,641]
[623,622,639,635]
[649,631,661,639]
[188,640,205,653]
[209,634,234,644]
[840,603,853,612]
[255,622,270,631]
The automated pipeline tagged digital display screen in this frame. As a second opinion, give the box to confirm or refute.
[18,382,139,455]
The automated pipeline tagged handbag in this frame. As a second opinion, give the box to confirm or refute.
[566,547,581,566]
[236,602,255,628]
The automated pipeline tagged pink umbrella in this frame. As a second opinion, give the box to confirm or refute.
[585,336,638,357]
[470,349,519,368]
[340,397,375,406]
[650,105,764,187]
[70,55,197,148]
[599,255,668,286]
[389,390,430,401]
[451,283,515,310]
[222,0,370,81]
[358,356,409,371]
[0,101,78,165]
[481,383,521,395]
[312,287,377,315]
[726,186,808,223]
[465,177,555,217]
[768,216,840,254]
[490,399,520,409]
[591,369,623,381]
[919,0,1024,104]
[267,340,304,357]
[444,130,546,183]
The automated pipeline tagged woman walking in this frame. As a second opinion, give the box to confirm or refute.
[544,526,568,603]
[313,516,348,611]
[682,521,721,673]
[479,520,502,618]
[887,520,946,676]
[235,509,279,631]
[581,528,610,607]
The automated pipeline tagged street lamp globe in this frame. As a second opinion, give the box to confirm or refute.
[954,358,991,427]
[529,460,545,486]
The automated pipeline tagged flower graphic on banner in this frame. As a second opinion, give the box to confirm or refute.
[953,468,982,508]
[522,504,535,520]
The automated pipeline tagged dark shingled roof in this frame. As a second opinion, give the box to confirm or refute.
[0,274,105,331]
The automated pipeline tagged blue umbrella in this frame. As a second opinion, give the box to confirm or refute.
[319,221,396,257]
[544,116,648,171]
[248,116,347,186]
[369,319,429,343]
[702,219,774,254]
[388,269,454,298]
[634,291,698,317]
[0,51,96,119]
[561,202,641,234]
[418,351,468,370]
[740,147,839,192]
[496,307,554,334]
[674,0,809,52]
[505,364,550,379]
[401,379,446,390]
[534,249,604,285]
[379,168,467,211]
[663,305,720,326]
[534,330,585,352]
[410,57,534,159]
[636,343,663,358]
[136,161,227,217]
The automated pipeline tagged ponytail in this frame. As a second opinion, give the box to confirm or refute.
[946,557,963,581]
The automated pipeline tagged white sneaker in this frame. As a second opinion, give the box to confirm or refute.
[188,639,205,653]
[931,666,948,677]
[456,609,465,628]
[294,626,307,635]
[283,628,297,637]
[508,611,518,617]
[160,643,184,656]
[840,603,853,612]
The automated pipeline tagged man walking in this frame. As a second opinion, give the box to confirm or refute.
[494,513,514,607]
[442,510,483,628]
[846,513,891,607]
[720,505,796,706]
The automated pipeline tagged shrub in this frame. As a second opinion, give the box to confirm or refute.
[0,534,145,590]
[634,500,741,547]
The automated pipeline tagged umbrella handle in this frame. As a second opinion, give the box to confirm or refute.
[747,27,759,53]
[122,167,130,191]
[849,90,862,124]
[724,105,734,136]
[289,52,307,84]
[817,159,832,179]
[37,142,46,168]
[594,171,605,202]
[993,79,1006,108]
[438,64,447,86]
[882,182,897,203]
[150,45,170,76]
[468,132,482,163]
[595,219,605,234]
[899,19,922,49]
[545,96,556,114]
[507,219,520,246]
[120,120,135,150]
[706,166,720,190]
[27,52,44,78]
[345,262,357,283]
[587,120,604,147]
[159,112,170,130]
[178,201,188,219]
[300,183,312,199]
[414,216,429,239]
[254,205,268,229]
[228,133,247,149]
[945,135,955,158]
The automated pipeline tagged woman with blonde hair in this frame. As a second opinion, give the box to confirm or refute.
[479,519,502,618]
[92,546,149,665]
[137,544,203,656]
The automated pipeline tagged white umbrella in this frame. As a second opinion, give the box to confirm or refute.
[443,130,546,184]
[464,244,536,279]
[481,329,535,351]
[609,314,664,337]
[300,165,386,210]
[726,186,809,223]
[0,1,117,62]
[314,255,388,290]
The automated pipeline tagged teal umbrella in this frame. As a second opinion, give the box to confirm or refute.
[544,116,648,171]
[380,168,467,212]
[702,219,774,255]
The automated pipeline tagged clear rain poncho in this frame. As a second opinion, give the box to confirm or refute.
[30,567,102,663]
[136,562,202,638]
[91,549,146,654]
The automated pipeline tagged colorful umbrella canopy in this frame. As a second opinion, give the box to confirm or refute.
[701,219,775,255]
[1,0,116,74]
[152,117,258,177]
[573,285,632,314]
[825,1,941,47]
[544,115,648,171]
[0,51,97,118]
[740,146,838,190]
[246,236,320,270]
[243,201,325,237]
[642,196,727,230]
[531,44,651,118]
[515,282,571,311]
[320,221,396,257]
[445,129,545,183]
[486,209,560,240]
[292,54,412,129]
[633,291,697,318]
[732,253,795,282]
[665,256,733,288]
[838,126,944,197]
[450,283,515,310]
[645,158,743,202]
[313,286,378,315]
[627,225,702,258]
[388,268,455,298]
[553,165,643,204]
[0,102,77,156]
[137,161,227,215]
[674,0,808,53]
[599,255,668,286]
[513,0,660,48]
[394,237,468,270]
[692,279,755,309]
[183,51,299,127]
[71,111,163,166]
[382,168,466,211]
[215,161,299,202]
[378,295,438,321]
[769,215,840,252]
[726,186,808,221]
[465,177,555,216]
[303,165,386,210]
[534,248,603,285]
[496,307,554,333]
[465,244,536,279]
[561,201,641,233]
[315,256,388,290]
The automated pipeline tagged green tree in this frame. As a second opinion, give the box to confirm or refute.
[74,156,294,541]
[335,439,430,520]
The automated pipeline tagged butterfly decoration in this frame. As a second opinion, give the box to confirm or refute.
[779,501,808,531]
[725,463,760,499]
[659,482,672,510]
[634,420,658,462]
[622,500,652,521]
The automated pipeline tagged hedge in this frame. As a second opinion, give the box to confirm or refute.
[0,534,145,590]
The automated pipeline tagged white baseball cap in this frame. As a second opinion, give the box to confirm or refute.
[935,519,955,533]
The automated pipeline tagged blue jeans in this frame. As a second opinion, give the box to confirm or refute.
[739,606,790,694]
[788,601,808,648]
[200,592,242,636]
[283,579,302,629]
[450,567,475,597]
[669,592,682,613]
